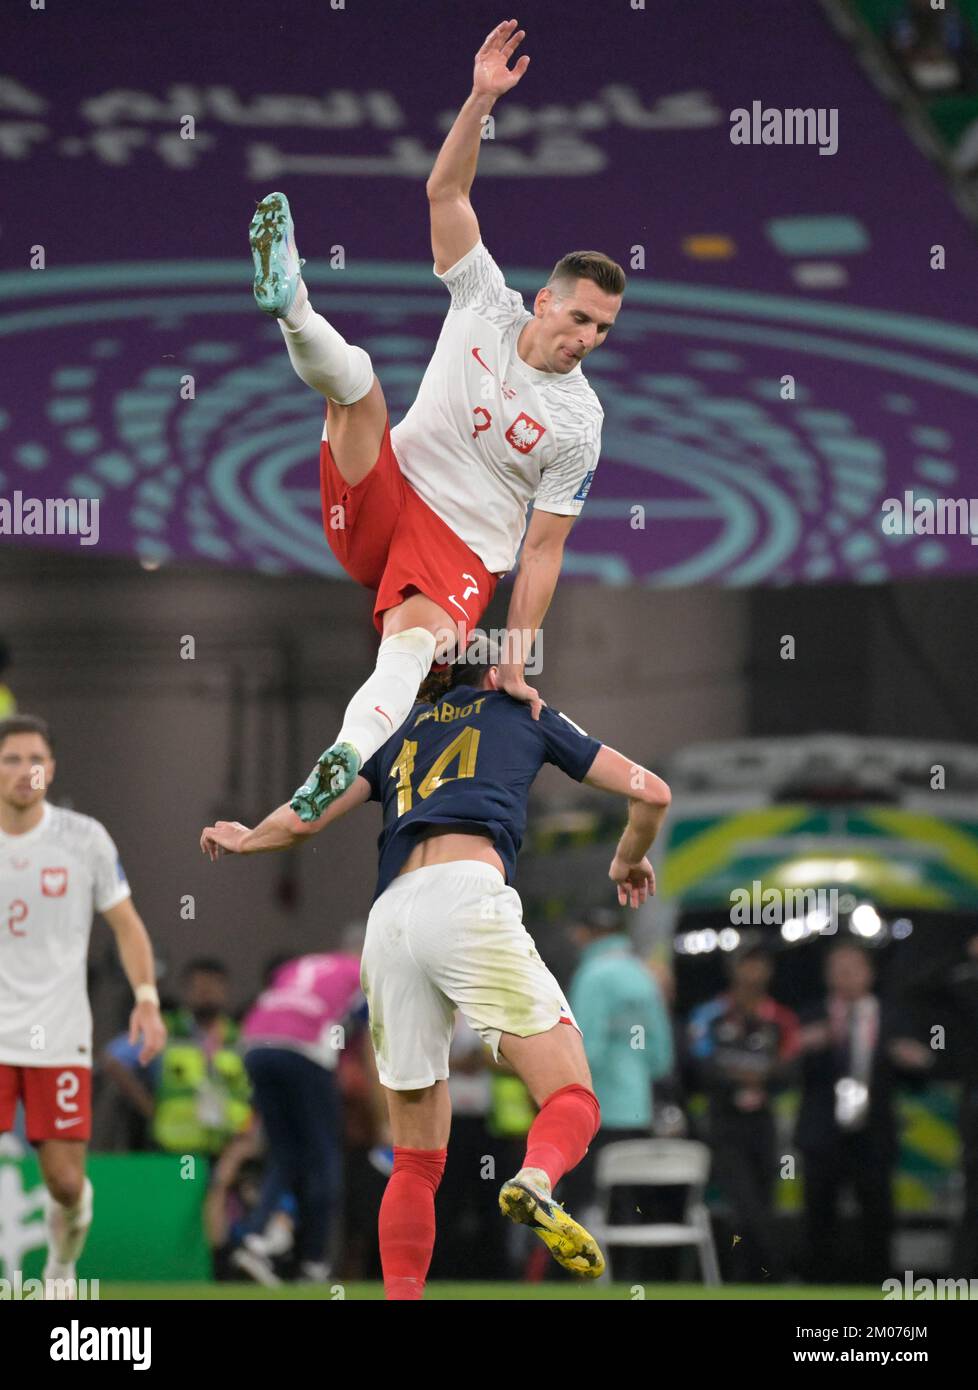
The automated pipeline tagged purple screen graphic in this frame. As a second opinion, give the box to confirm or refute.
[3,0,978,585]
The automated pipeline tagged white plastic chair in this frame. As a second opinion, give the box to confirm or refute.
[591,1138,721,1285]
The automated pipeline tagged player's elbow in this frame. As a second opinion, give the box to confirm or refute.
[519,536,565,570]
[289,812,320,842]
[426,180,462,204]
[636,773,671,809]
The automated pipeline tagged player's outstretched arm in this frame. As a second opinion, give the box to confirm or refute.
[200,775,372,859]
[426,19,530,273]
[584,746,672,909]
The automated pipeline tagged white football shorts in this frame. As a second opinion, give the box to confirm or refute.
[360,860,580,1090]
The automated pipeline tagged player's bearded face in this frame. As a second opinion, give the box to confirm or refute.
[0,737,54,807]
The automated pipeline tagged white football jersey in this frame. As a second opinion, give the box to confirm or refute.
[0,803,131,1068]
[385,240,604,576]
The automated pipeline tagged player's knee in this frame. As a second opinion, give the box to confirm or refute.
[540,1082,601,1137]
[47,1170,84,1207]
[328,346,375,407]
[379,627,437,674]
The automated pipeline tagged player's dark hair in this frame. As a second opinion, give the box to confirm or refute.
[548,250,626,299]
[181,957,229,981]
[417,658,494,705]
[827,939,873,966]
[580,905,624,937]
[0,713,54,755]
[732,944,774,968]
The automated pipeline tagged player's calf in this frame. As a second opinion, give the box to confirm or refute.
[495,1044,605,1276]
[378,1145,447,1301]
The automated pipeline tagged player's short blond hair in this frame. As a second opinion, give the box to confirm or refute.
[548,251,626,299]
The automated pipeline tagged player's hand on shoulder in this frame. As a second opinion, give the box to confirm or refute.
[497,664,545,720]
[609,855,655,909]
[473,20,530,99]
[200,820,251,859]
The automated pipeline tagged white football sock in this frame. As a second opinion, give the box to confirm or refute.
[516,1166,552,1194]
[279,303,374,404]
[46,1177,93,1265]
[337,628,436,764]
[42,1263,78,1298]
[281,275,310,330]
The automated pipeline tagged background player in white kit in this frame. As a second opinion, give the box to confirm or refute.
[0,716,166,1295]
[249,18,626,822]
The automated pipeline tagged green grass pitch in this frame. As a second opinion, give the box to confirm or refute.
[96,1282,885,1300]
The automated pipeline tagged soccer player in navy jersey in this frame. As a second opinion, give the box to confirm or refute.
[200,643,670,1299]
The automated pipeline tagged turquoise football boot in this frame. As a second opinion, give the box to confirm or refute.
[290,742,361,823]
[250,192,305,316]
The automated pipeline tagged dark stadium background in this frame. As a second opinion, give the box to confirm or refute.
[2,0,978,1303]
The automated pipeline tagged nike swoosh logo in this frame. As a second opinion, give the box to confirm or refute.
[471,347,493,374]
[55,1117,83,1129]
[373,705,393,729]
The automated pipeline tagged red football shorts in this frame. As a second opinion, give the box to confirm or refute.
[319,411,499,636]
[0,1064,92,1143]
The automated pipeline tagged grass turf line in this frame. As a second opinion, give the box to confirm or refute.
[95,1282,886,1301]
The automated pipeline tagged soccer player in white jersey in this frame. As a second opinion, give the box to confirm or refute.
[248,18,624,822]
[0,716,167,1295]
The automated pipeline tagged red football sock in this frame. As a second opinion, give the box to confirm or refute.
[378,1145,447,1300]
[522,1083,601,1190]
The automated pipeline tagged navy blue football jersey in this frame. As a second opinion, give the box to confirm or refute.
[359,685,602,901]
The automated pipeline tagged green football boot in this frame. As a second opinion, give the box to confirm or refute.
[290,742,361,823]
[250,191,305,316]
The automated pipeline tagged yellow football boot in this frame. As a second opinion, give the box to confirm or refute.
[499,1168,605,1279]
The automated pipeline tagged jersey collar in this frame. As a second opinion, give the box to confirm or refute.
[513,352,581,386]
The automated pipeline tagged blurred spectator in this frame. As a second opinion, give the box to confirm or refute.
[203,1128,296,1282]
[646,955,689,1137]
[560,908,673,1277]
[101,957,251,1155]
[893,930,978,1276]
[568,908,674,1135]
[687,944,799,1281]
[888,0,978,93]
[796,942,909,1284]
[0,639,15,718]
[239,944,371,1283]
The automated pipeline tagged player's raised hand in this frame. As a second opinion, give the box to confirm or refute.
[609,854,656,909]
[497,664,545,720]
[200,820,252,859]
[473,19,530,99]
